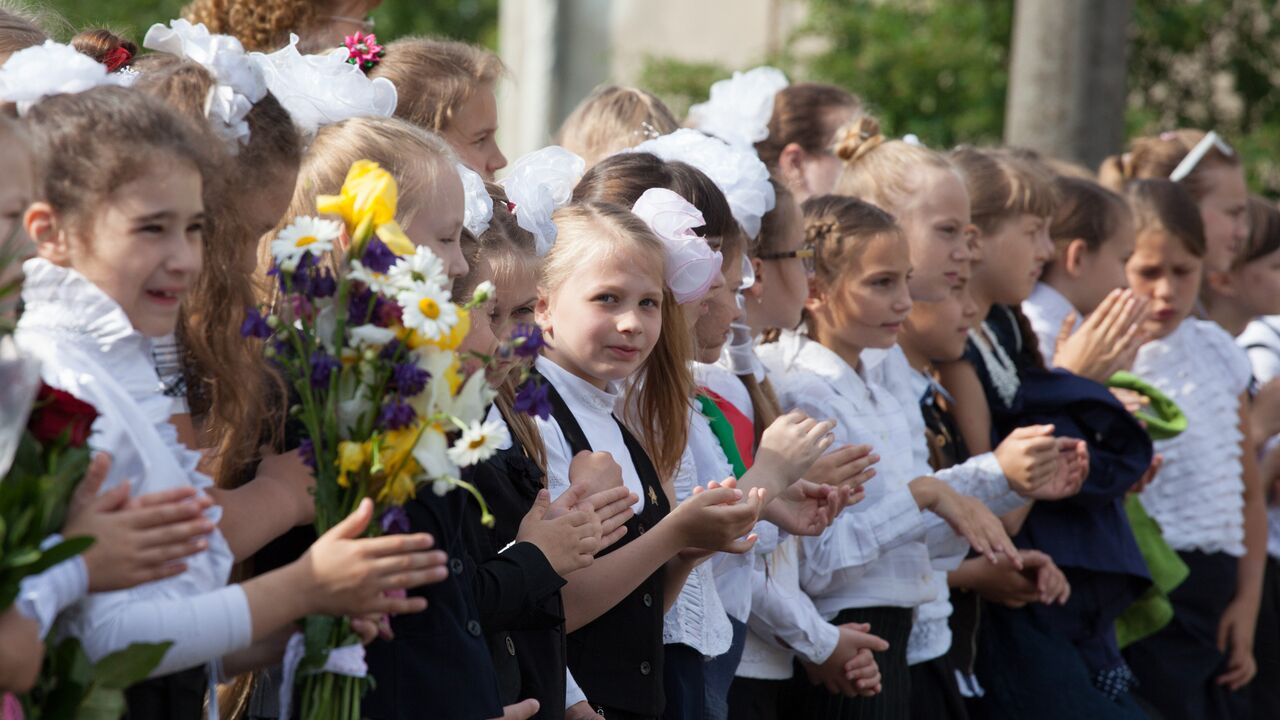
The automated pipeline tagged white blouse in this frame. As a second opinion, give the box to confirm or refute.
[1237,318,1280,560]
[1021,282,1080,367]
[758,331,933,615]
[15,259,250,676]
[532,356,648,514]
[1134,319,1252,556]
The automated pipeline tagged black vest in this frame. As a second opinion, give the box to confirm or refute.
[541,374,671,716]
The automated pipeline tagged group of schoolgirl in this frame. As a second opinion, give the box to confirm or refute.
[0,5,1277,720]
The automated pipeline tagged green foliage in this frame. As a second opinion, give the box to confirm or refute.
[21,637,172,720]
[637,57,733,121]
[40,0,498,46]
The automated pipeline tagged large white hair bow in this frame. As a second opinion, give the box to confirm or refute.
[250,34,397,138]
[0,41,129,115]
[632,188,722,305]
[499,146,585,257]
[687,66,789,149]
[457,163,493,238]
[144,19,268,149]
[633,128,776,240]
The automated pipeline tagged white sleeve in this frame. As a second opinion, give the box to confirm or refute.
[535,414,574,502]
[565,667,587,709]
[924,452,1025,569]
[75,585,253,676]
[15,549,88,638]
[748,539,840,665]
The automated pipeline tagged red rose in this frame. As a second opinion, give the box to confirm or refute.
[29,384,99,447]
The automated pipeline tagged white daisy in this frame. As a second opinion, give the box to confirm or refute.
[413,423,459,480]
[399,282,459,341]
[446,419,510,467]
[271,216,341,271]
[347,259,398,297]
[387,246,448,294]
[349,324,397,348]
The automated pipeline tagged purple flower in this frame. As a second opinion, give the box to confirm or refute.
[375,299,402,328]
[310,267,337,298]
[380,505,410,534]
[379,339,403,361]
[377,400,416,430]
[348,286,374,324]
[290,295,315,321]
[514,379,552,419]
[391,363,430,397]
[297,438,317,470]
[310,350,341,389]
[362,237,396,274]
[510,323,545,358]
[240,307,272,338]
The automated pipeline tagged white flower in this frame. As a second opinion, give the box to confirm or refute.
[410,347,457,419]
[446,419,510,467]
[400,282,459,341]
[414,424,459,480]
[249,34,397,137]
[348,260,398,298]
[271,216,341,271]
[349,324,397,348]
[499,146,585,256]
[632,128,776,239]
[458,163,493,238]
[469,281,496,305]
[387,246,447,294]
[447,371,496,427]
[432,478,453,496]
[687,66,789,148]
[0,41,127,115]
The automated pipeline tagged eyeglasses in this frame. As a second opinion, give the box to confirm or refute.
[758,247,816,276]
[1169,130,1234,182]
[328,14,376,33]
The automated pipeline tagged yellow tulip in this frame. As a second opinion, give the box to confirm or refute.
[375,427,423,505]
[316,160,398,236]
[376,220,416,257]
[336,440,368,488]
[425,307,470,352]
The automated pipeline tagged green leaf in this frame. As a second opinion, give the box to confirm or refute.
[77,686,128,720]
[92,641,173,689]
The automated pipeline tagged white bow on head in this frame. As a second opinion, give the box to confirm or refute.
[687,66,789,149]
[0,41,129,115]
[499,146,585,257]
[249,34,397,138]
[144,19,268,150]
[631,188,722,305]
[457,163,493,238]
[632,128,776,240]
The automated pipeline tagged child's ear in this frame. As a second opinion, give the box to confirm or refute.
[533,291,553,336]
[1205,269,1237,298]
[803,280,826,315]
[1064,239,1089,276]
[778,143,808,192]
[743,258,766,301]
[25,202,71,266]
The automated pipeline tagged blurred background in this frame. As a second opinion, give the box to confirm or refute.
[39,0,1280,196]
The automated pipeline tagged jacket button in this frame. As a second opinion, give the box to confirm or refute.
[638,524,646,536]
[640,661,651,676]
[642,593,653,608]
[506,636,517,656]
[450,558,464,575]
[467,620,482,637]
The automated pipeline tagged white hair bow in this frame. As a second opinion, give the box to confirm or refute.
[249,34,397,138]
[687,66,789,149]
[0,41,129,115]
[499,146,585,256]
[457,163,493,238]
[631,188,722,305]
[144,19,268,150]
[632,128,776,240]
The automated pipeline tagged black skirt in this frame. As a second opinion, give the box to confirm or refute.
[785,606,914,720]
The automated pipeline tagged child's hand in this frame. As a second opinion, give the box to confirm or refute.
[517,489,602,577]
[0,606,43,693]
[1216,596,1259,690]
[564,701,596,720]
[763,479,837,536]
[911,477,1021,567]
[956,550,1067,607]
[491,699,540,720]
[568,450,624,498]
[1021,439,1088,501]
[672,479,763,555]
[993,425,1059,492]
[256,447,315,526]
[805,443,878,493]
[801,622,888,697]
[1129,454,1163,496]
[1053,289,1149,381]
[1110,387,1150,417]
[298,499,446,618]
[550,483,636,550]
[63,453,217,592]
[755,411,837,486]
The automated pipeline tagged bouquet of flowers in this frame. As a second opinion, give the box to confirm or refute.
[254,159,505,720]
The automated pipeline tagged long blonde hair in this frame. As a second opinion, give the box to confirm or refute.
[831,115,956,214]
[541,202,694,481]
[369,37,505,134]
[556,85,679,166]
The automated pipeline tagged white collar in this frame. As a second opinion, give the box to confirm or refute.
[760,329,873,405]
[1027,282,1074,318]
[535,355,622,414]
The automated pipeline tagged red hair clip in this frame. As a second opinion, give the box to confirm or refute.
[103,46,133,73]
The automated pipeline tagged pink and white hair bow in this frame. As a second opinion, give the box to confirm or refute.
[631,188,722,305]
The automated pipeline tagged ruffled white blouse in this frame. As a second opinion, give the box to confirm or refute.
[1237,317,1280,560]
[1022,282,1080,368]
[1134,319,1251,557]
[16,259,250,676]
